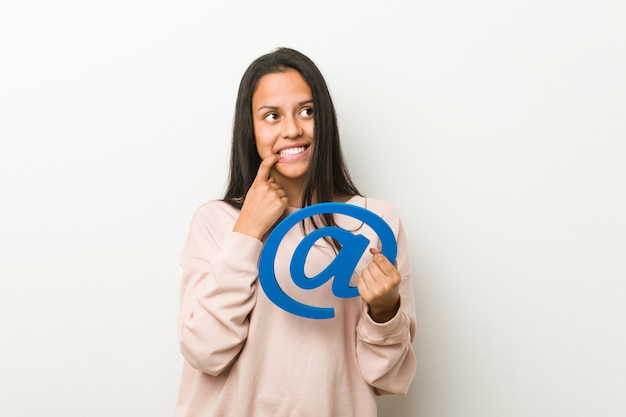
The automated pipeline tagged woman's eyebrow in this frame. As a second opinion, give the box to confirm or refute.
[256,105,279,112]
[255,100,313,113]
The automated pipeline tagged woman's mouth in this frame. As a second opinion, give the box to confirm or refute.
[277,145,310,161]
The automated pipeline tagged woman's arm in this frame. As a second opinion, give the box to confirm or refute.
[177,203,262,376]
[178,157,288,376]
[355,218,417,395]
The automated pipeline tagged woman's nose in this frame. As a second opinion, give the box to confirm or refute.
[281,116,303,138]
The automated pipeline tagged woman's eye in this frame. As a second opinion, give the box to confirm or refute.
[300,107,314,117]
[264,113,279,121]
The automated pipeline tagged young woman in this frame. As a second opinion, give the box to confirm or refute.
[176,47,416,417]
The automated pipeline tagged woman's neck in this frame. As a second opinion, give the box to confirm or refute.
[280,180,305,208]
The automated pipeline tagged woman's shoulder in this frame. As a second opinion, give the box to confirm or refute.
[346,195,400,218]
[333,195,403,233]
[191,199,240,224]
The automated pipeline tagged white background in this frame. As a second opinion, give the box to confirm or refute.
[1,1,625,416]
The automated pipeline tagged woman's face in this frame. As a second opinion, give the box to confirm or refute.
[252,69,314,187]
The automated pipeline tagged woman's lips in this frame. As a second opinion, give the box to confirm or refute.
[277,145,310,162]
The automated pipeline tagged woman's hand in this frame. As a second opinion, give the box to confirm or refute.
[357,247,401,323]
[233,155,288,240]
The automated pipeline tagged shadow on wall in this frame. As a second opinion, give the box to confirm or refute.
[377,390,414,417]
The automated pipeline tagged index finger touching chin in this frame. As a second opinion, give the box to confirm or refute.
[255,155,279,182]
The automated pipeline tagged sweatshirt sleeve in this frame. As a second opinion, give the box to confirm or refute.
[355,215,417,395]
[177,203,262,376]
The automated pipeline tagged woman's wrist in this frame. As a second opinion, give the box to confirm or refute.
[232,221,264,240]
[367,298,400,323]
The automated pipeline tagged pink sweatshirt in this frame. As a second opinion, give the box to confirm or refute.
[175,196,416,417]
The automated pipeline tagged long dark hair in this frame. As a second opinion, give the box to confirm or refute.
[223,47,361,229]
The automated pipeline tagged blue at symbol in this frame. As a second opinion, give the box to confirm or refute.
[258,202,397,320]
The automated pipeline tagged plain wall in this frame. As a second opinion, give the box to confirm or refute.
[1,1,625,416]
